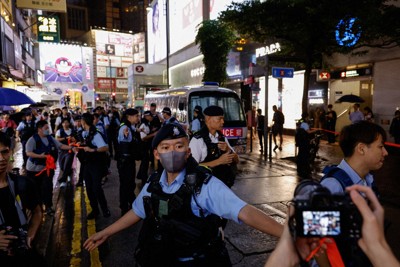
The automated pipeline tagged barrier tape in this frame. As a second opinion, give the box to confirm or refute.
[311,128,400,148]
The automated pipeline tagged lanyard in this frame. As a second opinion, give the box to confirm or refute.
[0,175,28,226]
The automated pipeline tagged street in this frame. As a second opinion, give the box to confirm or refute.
[13,135,400,267]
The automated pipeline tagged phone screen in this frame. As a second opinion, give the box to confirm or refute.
[302,211,341,236]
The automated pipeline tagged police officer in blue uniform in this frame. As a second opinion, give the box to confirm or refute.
[80,113,110,219]
[84,123,283,266]
[117,108,141,216]
[16,112,36,168]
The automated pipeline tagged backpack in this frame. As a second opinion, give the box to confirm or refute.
[321,165,379,197]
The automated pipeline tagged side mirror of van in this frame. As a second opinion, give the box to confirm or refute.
[178,102,184,111]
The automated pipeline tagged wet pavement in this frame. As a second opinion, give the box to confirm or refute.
[11,134,400,266]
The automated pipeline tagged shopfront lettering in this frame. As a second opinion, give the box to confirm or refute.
[255,43,281,58]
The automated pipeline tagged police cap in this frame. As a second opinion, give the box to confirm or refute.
[161,107,172,115]
[203,106,224,116]
[124,108,139,116]
[152,123,187,149]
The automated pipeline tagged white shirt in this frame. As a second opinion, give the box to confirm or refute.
[189,131,234,163]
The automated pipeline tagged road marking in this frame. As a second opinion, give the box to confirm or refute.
[85,189,102,267]
[69,187,82,266]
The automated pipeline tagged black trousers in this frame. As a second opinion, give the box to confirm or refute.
[297,145,311,179]
[21,140,28,166]
[83,161,108,213]
[117,156,136,211]
[58,150,74,183]
[137,142,151,185]
[326,122,336,143]
[27,169,55,208]
[257,130,264,150]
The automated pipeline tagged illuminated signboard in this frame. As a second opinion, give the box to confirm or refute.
[330,67,372,79]
[255,43,281,58]
[37,15,60,43]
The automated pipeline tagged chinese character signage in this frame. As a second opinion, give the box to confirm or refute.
[16,0,67,13]
[37,15,60,43]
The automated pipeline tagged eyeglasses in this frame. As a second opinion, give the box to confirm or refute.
[0,148,10,157]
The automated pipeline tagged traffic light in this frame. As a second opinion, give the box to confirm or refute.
[112,92,116,102]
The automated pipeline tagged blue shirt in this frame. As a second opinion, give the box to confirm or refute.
[191,118,201,132]
[349,110,364,124]
[96,121,107,136]
[132,169,247,223]
[321,159,374,194]
[82,130,108,148]
[117,124,137,143]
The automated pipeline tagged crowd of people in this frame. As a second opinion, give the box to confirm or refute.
[1,101,400,266]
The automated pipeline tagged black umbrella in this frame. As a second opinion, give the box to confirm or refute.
[30,102,47,108]
[336,94,365,103]
[0,87,35,105]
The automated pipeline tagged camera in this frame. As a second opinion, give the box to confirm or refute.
[1,225,29,255]
[291,180,362,239]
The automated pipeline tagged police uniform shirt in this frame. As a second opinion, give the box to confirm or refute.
[300,121,310,131]
[16,120,33,132]
[191,118,201,132]
[117,124,137,143]
[189,131,235,164]
[55,116,75,128]
[55,128,72,138]
[95,121,106,136]
[82,131,108,148]
[321,159,374,194]
[132,168,247,223]
[25,135,64,172]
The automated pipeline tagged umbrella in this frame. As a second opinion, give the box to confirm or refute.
[336,94,365,103]
[0,88,35,105]
[0,105,15,111]
[30,102,47,108]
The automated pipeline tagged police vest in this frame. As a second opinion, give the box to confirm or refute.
[135,165,224,266]
[59,128,76,145]
[28,134,58,165]
[117,122,140,158]
[193,127,236,187]
[82,126,108,163]
[20,121,35,141]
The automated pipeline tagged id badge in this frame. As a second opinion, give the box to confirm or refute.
[159,199,168,216]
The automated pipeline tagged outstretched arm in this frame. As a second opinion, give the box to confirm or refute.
[238,205,283,237]
[84,210,141,251]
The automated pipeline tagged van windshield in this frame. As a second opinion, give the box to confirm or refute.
[189,91,246,127]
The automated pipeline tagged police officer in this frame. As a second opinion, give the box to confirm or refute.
[55,118,76,187]
[16,112,36,167]
[117,108,141,216]
[54,106,74,131]
[25,120,72,215]
[189,106,238,187]
[84,123,282,266]
[80,113,110,219]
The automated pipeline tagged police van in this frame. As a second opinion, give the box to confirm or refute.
[144,82,247,153]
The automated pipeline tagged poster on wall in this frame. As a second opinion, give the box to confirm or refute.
[40,43,83,83]
[147,0,167,63]
[169,0,203,54]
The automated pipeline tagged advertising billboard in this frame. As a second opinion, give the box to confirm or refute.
[209,0,246,20]
[16,0,67,12]
[169,0,203,54]
[147,0,167,63]
[40,43,83,83]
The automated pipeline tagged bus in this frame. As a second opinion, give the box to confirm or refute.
[144,83,247,153]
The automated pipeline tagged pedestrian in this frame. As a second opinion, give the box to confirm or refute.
[15,112,36,168]
[318,121,388,266]
[55,118,76,187]
[325,104,337,144]
[389,110,400,144]
[80,113,110,219]
[116,108,141,216]
[272,105,285,151]
[189,106,239,187]
[0,132,47,266]
[363,106,374,122]
[295,112,316,179]
[348,103,364,124]
[256,108,265,153]
[0,112,17,162]
[84,123,283,266]
[25,120,72,215]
